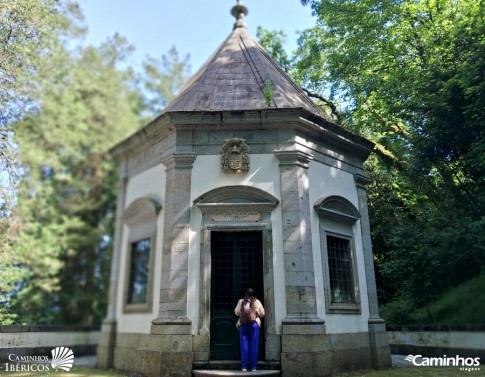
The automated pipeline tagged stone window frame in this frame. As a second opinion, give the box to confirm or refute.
[122,198,161,314]
[314,196,362,314]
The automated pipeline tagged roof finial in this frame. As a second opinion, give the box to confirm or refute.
[231,0,249,29]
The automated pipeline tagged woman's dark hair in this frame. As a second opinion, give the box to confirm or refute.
[244,288,255,298]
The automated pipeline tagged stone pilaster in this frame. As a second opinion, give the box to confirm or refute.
[144,152,196,377]
[154,152,197,325]
[275,150,320,322]
[354,174,391,369]
[275,150,325,377]
[97,166,128,369]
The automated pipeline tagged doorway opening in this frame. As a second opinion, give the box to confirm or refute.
[210,231,264,360]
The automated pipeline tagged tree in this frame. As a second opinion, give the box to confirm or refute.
[0,0,81,325]
[8,33,142,325]
[1,2,191,323]
[256,27,291,69]
[296,0,485,321]
[0,0,85,207]
[141,46,191,118]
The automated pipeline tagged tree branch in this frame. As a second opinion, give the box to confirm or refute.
[301,87,343,123]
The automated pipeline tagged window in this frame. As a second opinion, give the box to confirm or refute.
[123,198,161,313]
[327,235,355,304]
[314,196,361,313]
[128,238,151,304]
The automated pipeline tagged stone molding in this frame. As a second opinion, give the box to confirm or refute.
[122,198,162,314]
[354,173,371,189]
[110,108,372,179]
[123,198,162,227]
[314,196,361,225]
[194,185,279,215]
[274,149,313,169]
[161,152,197,170]
[315,195,362,314]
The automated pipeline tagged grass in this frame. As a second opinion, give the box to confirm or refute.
[336,366,485,376]
[0,366,484,377]
[429,274,485,324]
[0,366,127,377]
[381,274,485,325]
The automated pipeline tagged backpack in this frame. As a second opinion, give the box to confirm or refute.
[240,298,257,325]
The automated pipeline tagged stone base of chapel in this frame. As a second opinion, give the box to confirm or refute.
[98,328,390,377]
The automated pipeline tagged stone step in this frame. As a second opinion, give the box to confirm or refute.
[193,361,280,371]
[193,361,281,376]
[193,370,281,377]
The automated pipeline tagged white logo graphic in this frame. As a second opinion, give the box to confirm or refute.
[51,347,74,372]
[3,348,75,372]
[405,354,480,368]
[404,355,419,364]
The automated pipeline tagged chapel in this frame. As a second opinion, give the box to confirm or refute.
[96,2,391,376]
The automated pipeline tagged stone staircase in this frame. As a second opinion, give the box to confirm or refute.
[193,361,281,377]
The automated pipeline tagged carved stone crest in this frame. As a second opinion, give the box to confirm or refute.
[221,138,250,174]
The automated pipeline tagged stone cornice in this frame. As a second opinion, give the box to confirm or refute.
[274,149,313,169]
[314,195,361,224]
[161,152,197,170]
[109,108,374,164]
[354,173,371,189]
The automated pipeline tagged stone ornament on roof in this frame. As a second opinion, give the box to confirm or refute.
[231,0,249,29]
[221,138,250,174]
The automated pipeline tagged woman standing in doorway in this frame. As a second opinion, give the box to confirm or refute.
[235,288,265,372]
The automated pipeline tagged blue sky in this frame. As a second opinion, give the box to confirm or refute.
[77,0,317,72]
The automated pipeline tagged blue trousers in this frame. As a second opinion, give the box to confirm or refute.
[239,322,260,370]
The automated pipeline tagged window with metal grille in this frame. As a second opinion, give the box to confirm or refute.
[128,238,151,304]
[327,235,355,304]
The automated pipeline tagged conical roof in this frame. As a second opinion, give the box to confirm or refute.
[110,3,375,160]
[161,13,326,118]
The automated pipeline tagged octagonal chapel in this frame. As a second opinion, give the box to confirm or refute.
[96,2,391,376]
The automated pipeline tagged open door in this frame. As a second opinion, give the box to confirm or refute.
[210,231,264,360]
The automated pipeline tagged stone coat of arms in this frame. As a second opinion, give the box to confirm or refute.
[221,138,250,174]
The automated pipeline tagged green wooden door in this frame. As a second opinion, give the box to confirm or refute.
[210,231,264,360]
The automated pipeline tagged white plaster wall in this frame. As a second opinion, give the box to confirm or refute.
[308,161,370,334]
[188,154,285,334]
[116,164,166,334]
[114,155,371,335]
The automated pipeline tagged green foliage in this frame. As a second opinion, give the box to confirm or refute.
[1,1,190,326]
[381,274,485,325]
[0,0,84,210]
[379,297,428,326]
[7,33,141,325]
[256,26,291,69]
[141,46,191,118]
[428,274,485,325]
[263,79,274,107]
[298,0,485,318]
[0,0,66,114]
[0,0,73,325]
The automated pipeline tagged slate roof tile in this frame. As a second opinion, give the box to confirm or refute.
[161,26,328,119]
